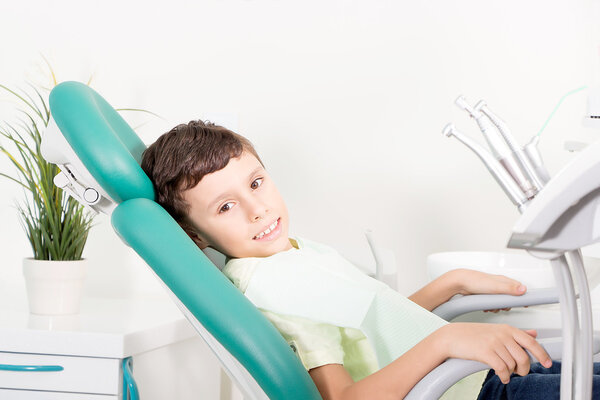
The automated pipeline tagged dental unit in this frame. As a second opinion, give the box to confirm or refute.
[444,94,600,399]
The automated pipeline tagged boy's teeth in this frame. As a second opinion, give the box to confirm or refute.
[254,219,279,239]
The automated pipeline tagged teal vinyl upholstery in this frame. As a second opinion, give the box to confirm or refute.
[50,81,154,203]
[49,81,322,400]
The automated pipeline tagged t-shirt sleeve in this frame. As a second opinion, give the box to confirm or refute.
[260,309,345,371]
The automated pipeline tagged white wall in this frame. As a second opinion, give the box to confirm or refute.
[1,0,599,297]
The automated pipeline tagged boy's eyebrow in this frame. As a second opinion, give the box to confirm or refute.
[207,166,265,211]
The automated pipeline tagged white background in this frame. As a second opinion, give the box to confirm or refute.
[1,0,600,298]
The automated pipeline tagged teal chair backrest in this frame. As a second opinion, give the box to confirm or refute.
[49,81,322,400]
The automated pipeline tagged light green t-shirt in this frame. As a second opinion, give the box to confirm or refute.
[222,238,488,398]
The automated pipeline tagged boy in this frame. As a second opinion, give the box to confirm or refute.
[141,120,596,400]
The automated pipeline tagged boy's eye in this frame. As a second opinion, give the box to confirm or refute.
[219,202,234,213]
[251,177,263,190]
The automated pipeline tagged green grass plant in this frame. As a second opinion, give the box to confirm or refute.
[0,83,94,260]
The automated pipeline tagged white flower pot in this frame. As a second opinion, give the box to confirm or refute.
[23,258,87,315]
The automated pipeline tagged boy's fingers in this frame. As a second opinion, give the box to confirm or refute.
[524,329,538,338]
[484,307,512,313]
[493,276,526,296]
[488,353,511,384]
[506,341,531,376]
[511,283,527,295]
[495,346,516,376]
[514,330,552,368]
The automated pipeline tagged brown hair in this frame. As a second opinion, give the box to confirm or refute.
[141,120,263,246]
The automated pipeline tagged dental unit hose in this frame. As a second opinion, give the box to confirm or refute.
[455,96,538,199]
[475,101,545,193]
[442,123,528,210]
[522,135,551,185]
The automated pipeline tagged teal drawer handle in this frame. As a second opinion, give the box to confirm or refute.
[0,364,64,372]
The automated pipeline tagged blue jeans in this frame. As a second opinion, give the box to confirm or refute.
[477,361,600,400]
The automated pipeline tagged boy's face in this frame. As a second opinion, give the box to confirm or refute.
[183,151,293,258]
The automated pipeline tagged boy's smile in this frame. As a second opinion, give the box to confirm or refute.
[182,151,293,258]
[252,217,281,240]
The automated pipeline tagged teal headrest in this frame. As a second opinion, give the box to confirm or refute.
[49,81,155,203]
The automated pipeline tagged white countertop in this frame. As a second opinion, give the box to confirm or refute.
[0,290,197,358]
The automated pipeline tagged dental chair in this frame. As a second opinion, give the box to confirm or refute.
[41,81,598,400]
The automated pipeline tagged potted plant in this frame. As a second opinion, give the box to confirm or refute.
[0,81,94,315]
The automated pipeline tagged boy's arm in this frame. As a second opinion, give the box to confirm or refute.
[408,269,527,311]
[407,270,460,311]
[309,326,447,400]
[309,323,552,400]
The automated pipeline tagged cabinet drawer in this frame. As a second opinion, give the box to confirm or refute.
[0,352,121,394]
[0,389,117,399]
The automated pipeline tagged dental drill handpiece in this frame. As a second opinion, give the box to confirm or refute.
[475,101,545,193]
[455,96,537,199]
[442,123,528,211]
[455,95,507,153]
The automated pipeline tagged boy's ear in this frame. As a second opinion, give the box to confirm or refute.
[189,232,210,250]
[180,221,211,250]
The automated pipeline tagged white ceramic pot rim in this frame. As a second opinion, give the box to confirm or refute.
[23,258,87,280]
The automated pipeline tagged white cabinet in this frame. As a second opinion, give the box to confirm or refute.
[0,295,223,399]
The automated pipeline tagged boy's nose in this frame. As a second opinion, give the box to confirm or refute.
[248,200,269,221]
[251,207,269,221]
[252,213,265,221]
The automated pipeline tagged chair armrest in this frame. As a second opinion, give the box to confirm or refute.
[533,333,600,361]
[404,358,489,400]
[403,335,593,400]
[432,288,559,321]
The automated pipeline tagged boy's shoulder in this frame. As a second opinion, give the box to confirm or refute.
[222,257,262,293]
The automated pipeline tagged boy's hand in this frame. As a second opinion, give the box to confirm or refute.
[450,268,527,296]
[447,268,527,313]
[435,322,552,384]
[409,268,525,312]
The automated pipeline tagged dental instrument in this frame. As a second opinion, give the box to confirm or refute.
[455,96,538,198]
[442,123,528,210]
[475,101,545,192]
[454,96,509,159]
[522,135,551,184]
[365,230,398,290]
